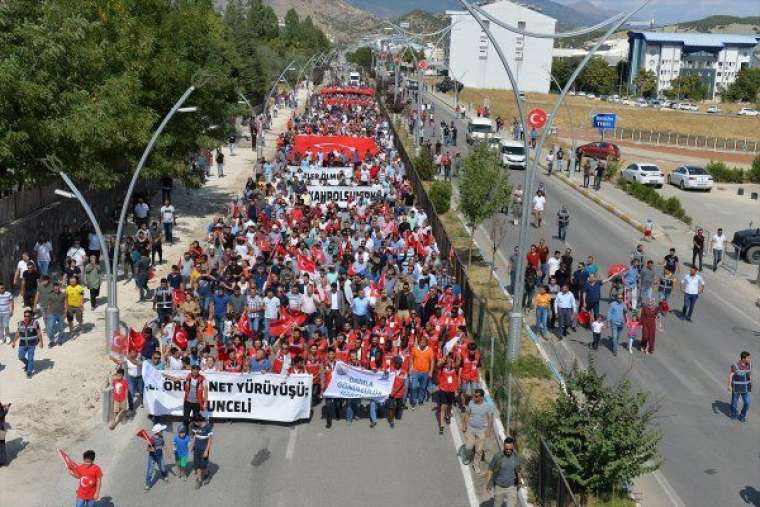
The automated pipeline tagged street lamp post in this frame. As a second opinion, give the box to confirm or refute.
[109,84,200,350]
[257,60,297,159]
[43,157,115,354]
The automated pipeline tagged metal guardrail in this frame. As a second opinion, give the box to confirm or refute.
[613,127,759,154]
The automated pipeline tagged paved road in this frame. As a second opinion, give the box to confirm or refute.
[100,406,470,507]
[421,87,760,507]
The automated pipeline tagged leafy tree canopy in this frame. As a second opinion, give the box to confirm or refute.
[458,141,511,227]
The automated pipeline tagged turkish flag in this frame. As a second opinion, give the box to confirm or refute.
[128,328,145,353]
[111,331,128,355]
[172,289,187,306]
[268,309,307,337]
[136,429,155,446]
[297,254,317,276]
[173,328,188,351]
[238,313,253,338]
[57,449,79,475]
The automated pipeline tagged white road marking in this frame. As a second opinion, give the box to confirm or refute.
[449,416,481,507]
[285,426,298,460]
[652,470,687,507]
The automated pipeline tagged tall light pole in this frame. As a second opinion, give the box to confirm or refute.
[257,60,297,159]
[109,82,201,351]
[42,158,115,353]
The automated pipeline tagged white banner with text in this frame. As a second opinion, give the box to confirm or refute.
[142,369,312,422]
[307,185,387,203]
[322,361,396,401]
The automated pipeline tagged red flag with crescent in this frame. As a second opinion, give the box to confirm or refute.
[128,328,145,353]
[57,449,79,475]
[136,429,155,446]
[268,309,307,337]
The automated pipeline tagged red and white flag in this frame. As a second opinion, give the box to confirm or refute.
[136,429,155,446]
[297,254,317,276]
[57,448,79,475]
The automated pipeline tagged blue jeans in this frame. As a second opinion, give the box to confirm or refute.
[217,162,224,177]
[730,391,751,420]
[369,399,378,423]
[345,399,359,423]
[558,224,567,241]
[199,296,211,318]
[46,313,65,344]
[0,312,10,342]
[659,289,671,302]
[214,315,225,340]
[128,375,144,411]
[641,286,653,304]
[163,222,173,244]
[248,315,260,335]
[610,323,624,354]
[586,300,600,320]
[76,499,96,507]
[713,249,723,271]
[37,260,50,276]
[410,371,429,406]
[146,453,166,486]
[682,293,698,320]
[135,275,148,301]
[18,344,36,375]
[535,307,549,335]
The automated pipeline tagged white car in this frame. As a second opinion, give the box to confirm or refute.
[622,163,665,187]
[738,107,759,116]
[706,105,721,114]
[667,165,714,191]
[587,93,596,99]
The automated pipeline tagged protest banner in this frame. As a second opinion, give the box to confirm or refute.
[142,369,312,422]
[287,166,352,181]
[307,185,386,204]
[322,361,396,401]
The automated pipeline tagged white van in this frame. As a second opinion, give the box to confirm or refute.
[466,117,495,144]
[500,139,526,169]
[349,71,360,86]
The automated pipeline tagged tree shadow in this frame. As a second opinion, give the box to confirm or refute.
[4,437,28,464]
[740,486,760,506]
[712,400,733,418]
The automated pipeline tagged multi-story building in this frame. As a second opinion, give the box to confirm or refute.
[627,31,760,100]
[446,1,556,93]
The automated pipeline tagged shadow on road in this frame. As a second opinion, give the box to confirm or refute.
[711,400,733,418]
[4,437,28,464]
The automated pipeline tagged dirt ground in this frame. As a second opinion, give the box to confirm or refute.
[455,88,760,143]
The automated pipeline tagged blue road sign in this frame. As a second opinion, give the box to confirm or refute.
[592,113,617,130]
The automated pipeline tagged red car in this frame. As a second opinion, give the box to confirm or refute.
[576,142,620,160]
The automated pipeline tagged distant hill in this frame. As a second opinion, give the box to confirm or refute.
[393,10,447,34]
[347,0,610,28]
[675,15,760,33]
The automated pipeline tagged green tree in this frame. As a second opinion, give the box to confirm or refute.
[664,74,708,101]
[346,47,373,73]
[532,361,661,500]
[549,57,582,92]
[634,69,657,98]
[458,141,511,268]
[282,8,300,47]
[578,57,617,95]
[724,68,760,103]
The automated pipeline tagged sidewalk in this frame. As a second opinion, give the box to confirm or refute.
[0,88,304,506]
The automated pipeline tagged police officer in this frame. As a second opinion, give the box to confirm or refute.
[12,308,43,378]
[557,205,570,242]
[728,351,751,422]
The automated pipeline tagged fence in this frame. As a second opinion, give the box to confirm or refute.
[379,91,577,507]
[0,184,61,227]
[613,127,759,154]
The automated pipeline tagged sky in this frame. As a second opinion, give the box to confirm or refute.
[553,0,760,25]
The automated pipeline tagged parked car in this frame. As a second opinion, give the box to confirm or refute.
[732,228,760,264]
[667,165,714,191]
[737,107,759,116]
[578,91,586,96]
[577,141,620,160]
[435,77,463,94]
[706,105,721,114]
[587,93,597,99]
[621,163,665,187]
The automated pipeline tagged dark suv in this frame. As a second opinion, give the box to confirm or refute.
[732,228,760,264]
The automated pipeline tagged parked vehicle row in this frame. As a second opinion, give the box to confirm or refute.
[568,91,759,117]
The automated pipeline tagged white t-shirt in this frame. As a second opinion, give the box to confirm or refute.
[547,257,561,277]
[712,234,726,251]
[160,205,175,224]
[16,259,28,277]
[134,203,150,219]
[591,321,604,334]
[264,297,280,319]
[681,274,704,295]
[532,195,546,212]
[66,247,87,267]
[35,241,52,262]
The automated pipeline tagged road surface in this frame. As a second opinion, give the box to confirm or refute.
[421,86,760,507]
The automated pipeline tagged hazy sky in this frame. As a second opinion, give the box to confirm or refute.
[554,0,760,24]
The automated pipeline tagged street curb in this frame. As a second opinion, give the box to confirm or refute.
[554,172,648,234]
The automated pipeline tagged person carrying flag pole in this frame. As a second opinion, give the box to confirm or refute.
[60,449,102,507]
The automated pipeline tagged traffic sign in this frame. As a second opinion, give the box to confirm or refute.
[592,113,617,130]
[528,108,547,129]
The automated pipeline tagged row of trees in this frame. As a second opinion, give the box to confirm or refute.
[0,0,330,191]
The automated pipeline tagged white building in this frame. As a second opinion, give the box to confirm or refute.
[446,1,556,93]
[553,38,629,66]
[627,32,760,100]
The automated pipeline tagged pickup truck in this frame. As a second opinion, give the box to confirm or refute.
[732,228,760,264]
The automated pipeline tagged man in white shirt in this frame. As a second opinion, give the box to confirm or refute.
[262,289,280,343]
[87,230,101,261]
[553,285,577,337]
[547,251,561,278]
[160,200,176,244]
[532,191,546,227]
[66,240,87,268]
[300,285,318,322]
[681,267,704,322]
[711,227,726,272]
[13,252,30,292]
[134,197,150,226]
[34,239,52,277]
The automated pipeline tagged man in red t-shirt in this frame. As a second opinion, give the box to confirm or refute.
[70,449,102,507]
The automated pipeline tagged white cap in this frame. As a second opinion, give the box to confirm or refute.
[151,423,167,434]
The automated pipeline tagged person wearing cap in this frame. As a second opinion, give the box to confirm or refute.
[12,308,42,378]
[168,425,191,481]
[144,423,168,490]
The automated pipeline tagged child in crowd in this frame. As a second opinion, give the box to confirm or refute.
[590,315,605,351]
[625,311,641,354]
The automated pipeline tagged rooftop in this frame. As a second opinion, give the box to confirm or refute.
[629,31,760,48]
